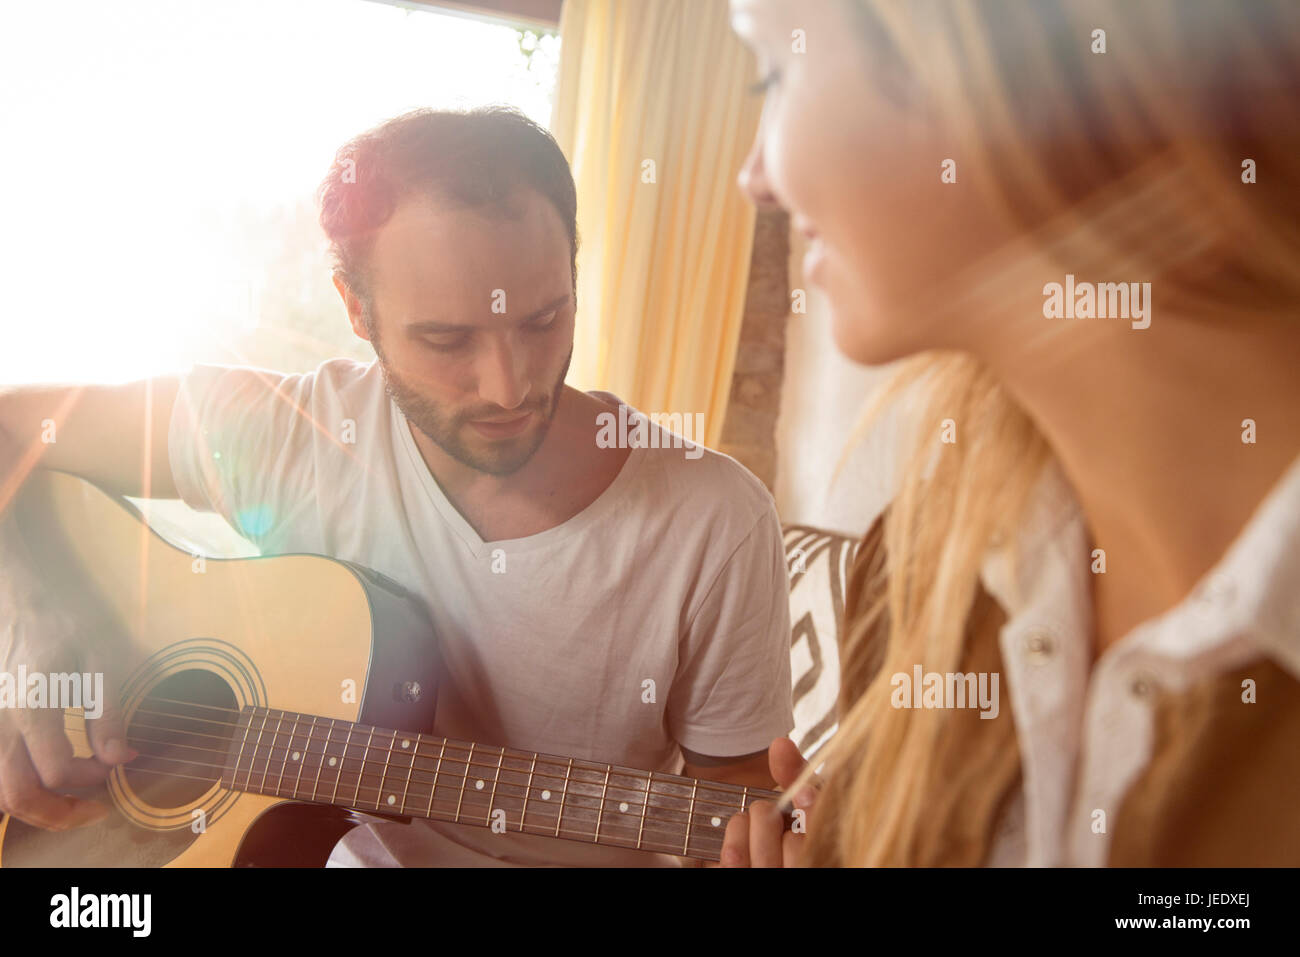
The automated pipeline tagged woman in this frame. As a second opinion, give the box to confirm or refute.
[723,0,1300,866]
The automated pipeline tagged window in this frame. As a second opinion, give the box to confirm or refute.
[0,0,560,384]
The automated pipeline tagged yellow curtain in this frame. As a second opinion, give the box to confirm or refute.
[550,0,761,446]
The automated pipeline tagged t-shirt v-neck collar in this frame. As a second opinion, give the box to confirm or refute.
[391,394,646,559]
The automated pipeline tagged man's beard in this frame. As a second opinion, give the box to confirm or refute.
[374,341,572,477]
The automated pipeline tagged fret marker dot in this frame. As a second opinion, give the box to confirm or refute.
[541,790,551,800]
[475,779,485,790]
[291,751,300,761]
[402,739,410,749]
[619,802,629,813]
[711,816,721,827]
[387,795,396,806]
[328,757,337,767]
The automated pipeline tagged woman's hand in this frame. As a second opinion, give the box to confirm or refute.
[715,736,818,867]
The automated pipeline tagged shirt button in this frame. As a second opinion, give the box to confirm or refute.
[1128,671,1156,699]
[1022,628,1056,663]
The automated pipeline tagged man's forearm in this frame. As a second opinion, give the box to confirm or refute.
[0,377,183,502]
[0,419,50,606]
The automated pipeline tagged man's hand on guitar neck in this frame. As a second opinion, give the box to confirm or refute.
[674,743,777,868]
[712,736,817,868]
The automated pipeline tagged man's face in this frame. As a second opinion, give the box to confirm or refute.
[354,189,576,476]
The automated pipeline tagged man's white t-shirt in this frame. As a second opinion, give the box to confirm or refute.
[168,358,794,866]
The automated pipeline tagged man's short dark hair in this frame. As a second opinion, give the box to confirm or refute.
[317,106,579,327]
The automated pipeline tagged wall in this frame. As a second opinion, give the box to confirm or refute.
[772,229,903,537]
[717,208,789,490]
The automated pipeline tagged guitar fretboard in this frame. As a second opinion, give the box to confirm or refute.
[218,706,781,861]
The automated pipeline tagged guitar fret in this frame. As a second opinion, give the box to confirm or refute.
[579,768,654,849]
[417,734,440,812]
[502,749,540,832]
[413,735,430,809]
[290,711,306,797]
[636,771,650,851]
[520,757,562,835]
[521,753,537,832]
[331,723,353,806]
[286,711,304,798]
[361,725,377,809]
[237,708,258,793]
[428,738,446,818]
[487,747,504,827]
[250,709,273,795]
[642,773,694,852]
[378,729,395,810]
[271,710,289,797]
[555,757,573,838]
[594,764,612,844]
[454,743,474,823]
[291,714,312,800]
[258,707,276,795]
[310,717,329,802]
[398,733,416,815]
[684,779,699,855]
[606,772,652,849]
[230,708,256,791]
[275,711,297,797]
[405,735,424,813]
[260,709,282,795]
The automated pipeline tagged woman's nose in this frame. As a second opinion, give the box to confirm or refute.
[738,133,780,207]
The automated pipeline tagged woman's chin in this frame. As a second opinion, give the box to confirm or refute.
[826,296,915,368]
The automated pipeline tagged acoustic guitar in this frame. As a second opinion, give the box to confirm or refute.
[0,469,786,867]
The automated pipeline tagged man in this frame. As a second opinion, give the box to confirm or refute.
[0,106,793,866]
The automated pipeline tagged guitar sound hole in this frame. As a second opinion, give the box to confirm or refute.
[124,669,238,808]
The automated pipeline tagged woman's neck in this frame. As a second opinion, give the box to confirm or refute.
[981,309,1300,655]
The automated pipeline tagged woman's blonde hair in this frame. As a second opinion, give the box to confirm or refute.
[785,0,1300,866]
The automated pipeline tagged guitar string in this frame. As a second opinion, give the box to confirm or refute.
[60,728,759,845]
[60,720,775,834]
[72,716,767,820]
[61,688,781,850]
[135,692,779,802]
[128,694,771,803]
[136,697,776,807]
[66,759,729,856]
[63,696,777,810]
[54,737,735,856]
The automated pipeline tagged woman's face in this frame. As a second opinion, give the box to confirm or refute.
[731,0,1004,364]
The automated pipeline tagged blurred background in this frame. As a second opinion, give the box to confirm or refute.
[0,0,896,538]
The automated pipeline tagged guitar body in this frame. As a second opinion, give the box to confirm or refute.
[0,469,438,867]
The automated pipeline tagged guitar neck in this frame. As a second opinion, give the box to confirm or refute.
[218,706,781,862]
